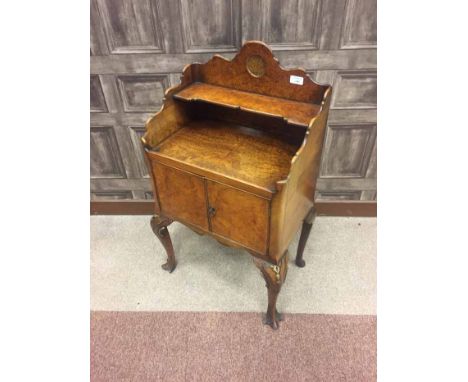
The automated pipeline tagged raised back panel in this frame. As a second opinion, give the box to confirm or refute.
[190,41,328,104]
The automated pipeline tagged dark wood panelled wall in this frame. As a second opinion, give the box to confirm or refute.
[90,0,377,204]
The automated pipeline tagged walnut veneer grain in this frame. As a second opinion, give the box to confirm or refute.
[141,41,332,329]
[153,120,297,194]
[207,180,270,254]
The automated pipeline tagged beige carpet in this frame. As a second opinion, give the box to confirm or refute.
[91,216,376,315]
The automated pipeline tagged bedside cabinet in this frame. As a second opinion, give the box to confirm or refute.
[141,41,332,329]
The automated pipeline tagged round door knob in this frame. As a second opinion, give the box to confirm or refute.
[208,206,216,217]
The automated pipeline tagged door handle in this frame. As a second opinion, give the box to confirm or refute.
[208,206,216,217]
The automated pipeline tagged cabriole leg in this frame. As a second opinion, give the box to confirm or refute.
[150,215,176,273]
[295,207,316,268]
[253,252,289,330]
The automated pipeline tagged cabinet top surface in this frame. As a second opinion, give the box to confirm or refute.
[152,119,297,194]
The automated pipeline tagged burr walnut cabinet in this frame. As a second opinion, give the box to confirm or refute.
[141,41,332,329]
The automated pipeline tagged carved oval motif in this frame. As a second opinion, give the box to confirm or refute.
[246,55,266,78]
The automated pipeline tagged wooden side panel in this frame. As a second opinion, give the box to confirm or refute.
[207,181,269,254]
[153,162,209,230]
[142,66,197,149]
[270,89,332,259]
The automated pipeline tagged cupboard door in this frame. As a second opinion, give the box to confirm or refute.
[153,162,209,230]
[207,180,269,254]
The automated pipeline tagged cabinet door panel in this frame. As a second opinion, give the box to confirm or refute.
[153,162,209,230]
[207,181,269,254]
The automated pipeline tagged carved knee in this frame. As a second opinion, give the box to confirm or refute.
[150,215,176,273]
[253,252,288,329]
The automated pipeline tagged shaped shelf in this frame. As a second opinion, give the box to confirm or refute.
[173,82,321,127]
